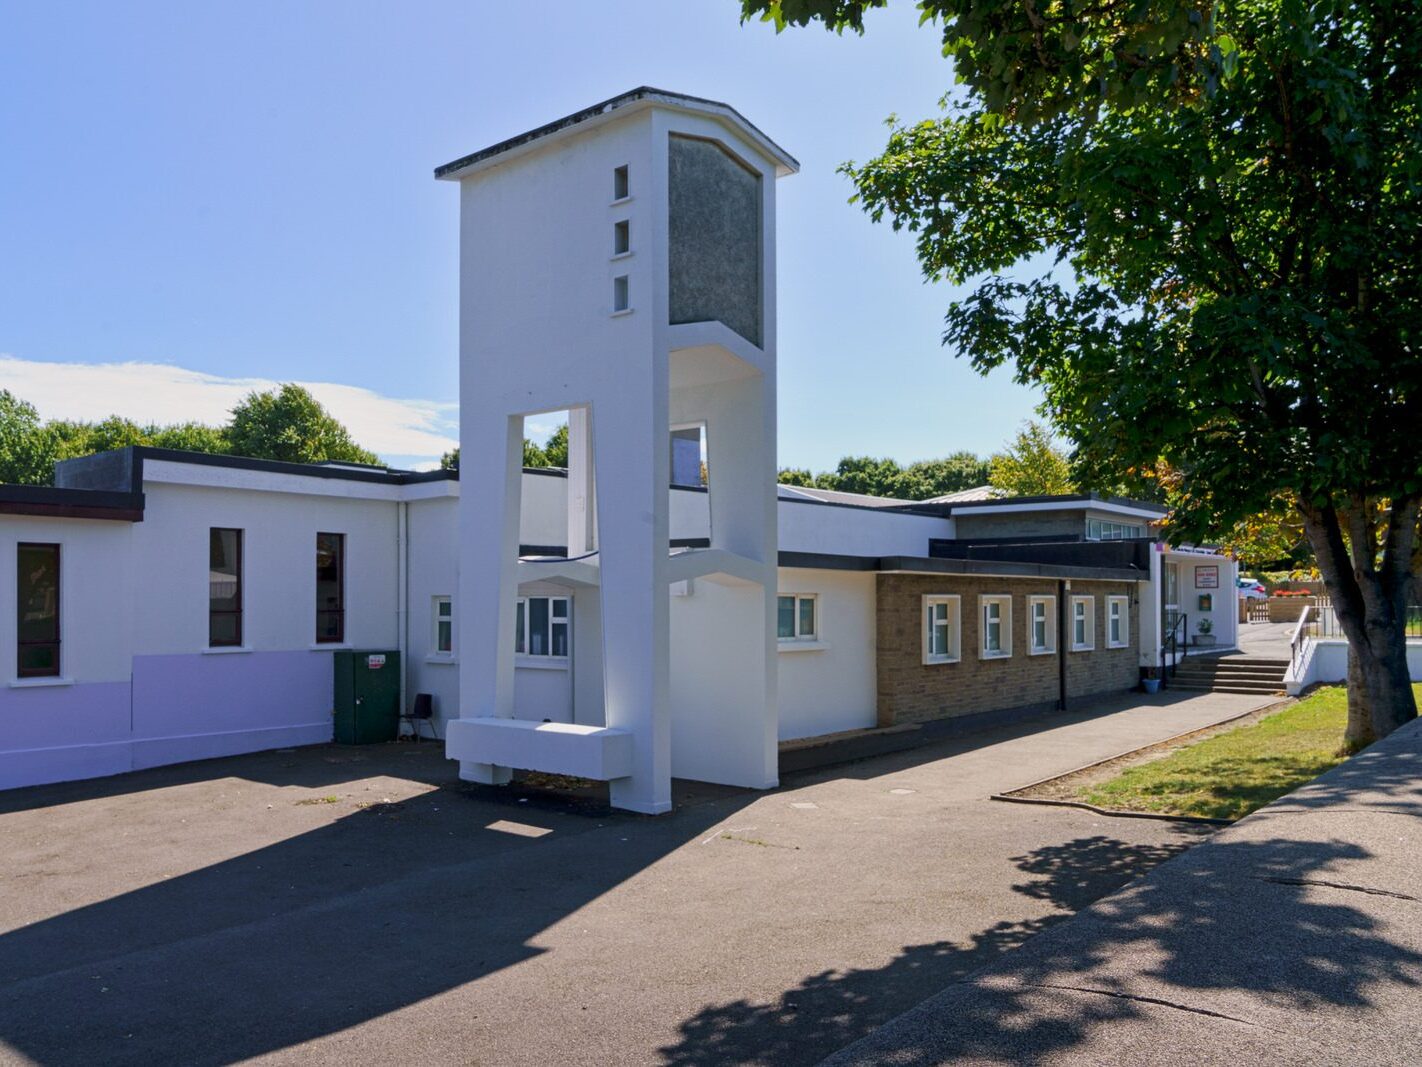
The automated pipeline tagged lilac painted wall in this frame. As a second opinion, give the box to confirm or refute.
[0,652,334,792]
[0,681,133,789]
[130,651,333,768]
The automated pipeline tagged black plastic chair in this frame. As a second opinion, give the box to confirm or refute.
[401,692,438,741]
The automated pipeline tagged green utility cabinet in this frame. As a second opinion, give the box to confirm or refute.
[333,650,402,744]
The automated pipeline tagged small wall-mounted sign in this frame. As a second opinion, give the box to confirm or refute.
[1198,593,1214,612]
[1195,565,1220,589]
[366,654,387,670]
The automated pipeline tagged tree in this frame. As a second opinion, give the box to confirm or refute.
[148,422,229,454]
[818,455,905,497]
[777,467,815,487]
[989,422,1075,497]
[743,0,1422,745]
[904,450,994,497]
[542,424,570,468]
[227,385,378,466]
[441,447,460,470]
[0,391,55,485]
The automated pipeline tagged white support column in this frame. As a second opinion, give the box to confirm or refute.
[593,387,672,814]
[455,412,524,785]
[566,405,596,558]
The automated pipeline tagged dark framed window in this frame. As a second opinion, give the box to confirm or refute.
[316,532,345,643]
[209,528,243,647]
[17,543,60,678]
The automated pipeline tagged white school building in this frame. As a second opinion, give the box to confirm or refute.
[0,89,1239,811]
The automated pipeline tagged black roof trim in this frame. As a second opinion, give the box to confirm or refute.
[941,491,1168,515]
[877,555,1145,582]
[52,446,466,493]
[779,549,1144,582]
[0,484,145,522]
[434,86,798,179]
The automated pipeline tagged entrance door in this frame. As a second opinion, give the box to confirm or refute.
[1163,561,1182,646]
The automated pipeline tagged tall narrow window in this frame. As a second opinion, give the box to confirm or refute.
[922,595,961,664]
[613,275,630,313]
[1072,596,1096,651]
[614,219,630,255]
[1108,595,1130,648]
[209,528,243,648]
[433,596,453,655]
[613,164,629,201]
[1029,595,1056,655]
[315,532,345,643]
[980,595,1013,658]
[16,543,60,678]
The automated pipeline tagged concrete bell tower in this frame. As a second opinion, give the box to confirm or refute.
[437,88,798,813]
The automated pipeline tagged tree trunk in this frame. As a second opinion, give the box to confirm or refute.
[1300,500,1418,741]
[1344,645,1377,752]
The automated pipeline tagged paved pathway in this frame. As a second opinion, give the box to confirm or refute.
[829,720,1422,1066]
[0,690,1272,1066]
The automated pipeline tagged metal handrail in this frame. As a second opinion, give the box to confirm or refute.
[1290,604,1313,675]
[1161,612,1187,689]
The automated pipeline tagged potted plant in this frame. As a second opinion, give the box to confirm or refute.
[1141,666,1162,694]
[1195,617,1216,647]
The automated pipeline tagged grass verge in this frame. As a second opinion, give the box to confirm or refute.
[1078,684,1421,821]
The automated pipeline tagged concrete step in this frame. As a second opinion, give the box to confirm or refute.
[1194,657,1291,668]
[1170,681,1285,695]
[1175,668,1286,682]
[1175,666,1285,677]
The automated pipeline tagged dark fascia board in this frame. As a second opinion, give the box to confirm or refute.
[53,446,468,493]
[877,555,1146,583]
[779,551,880,572]
[434,86,799,180]
[0,484,145,522]
[941,491,1169,516]
[780,550,1144,582]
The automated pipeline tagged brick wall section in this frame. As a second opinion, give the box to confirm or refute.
[876,574,1140,727]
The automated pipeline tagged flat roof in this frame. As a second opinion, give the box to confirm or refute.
[53,447,459,494]
[434,86,799,181]
[0,484,145,522]
[941,492,1169,516]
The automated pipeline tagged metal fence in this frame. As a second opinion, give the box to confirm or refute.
[1301,596,1422,640]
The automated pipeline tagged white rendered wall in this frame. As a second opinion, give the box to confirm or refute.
[774,567,877,740]
[0,515,135,685]
[405,495,460,733]
[1291,638,1422,692]
[1176,553,1238,650]
[132,482,399,655]
[520,470,569,549]
[778,499,951,558]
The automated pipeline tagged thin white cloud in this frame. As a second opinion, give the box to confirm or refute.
[0,355,458,462]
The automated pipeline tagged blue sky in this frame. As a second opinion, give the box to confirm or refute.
[0,1,1040,470]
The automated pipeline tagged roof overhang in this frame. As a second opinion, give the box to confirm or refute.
[434,87,800,182]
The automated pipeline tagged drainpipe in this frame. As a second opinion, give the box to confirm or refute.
[1057,579,1068,711]
[397,500,409,720]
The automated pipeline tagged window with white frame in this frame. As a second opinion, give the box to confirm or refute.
[1071,595,1096,651]
[777,594,818,642]
[1028,595,1056,655]
[1108,595,1130,648]
[1086,518,1145,541]
[432,596,453,655]
[517,595,570,658]
[979,595,1012,658]
[922,595,961,665]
